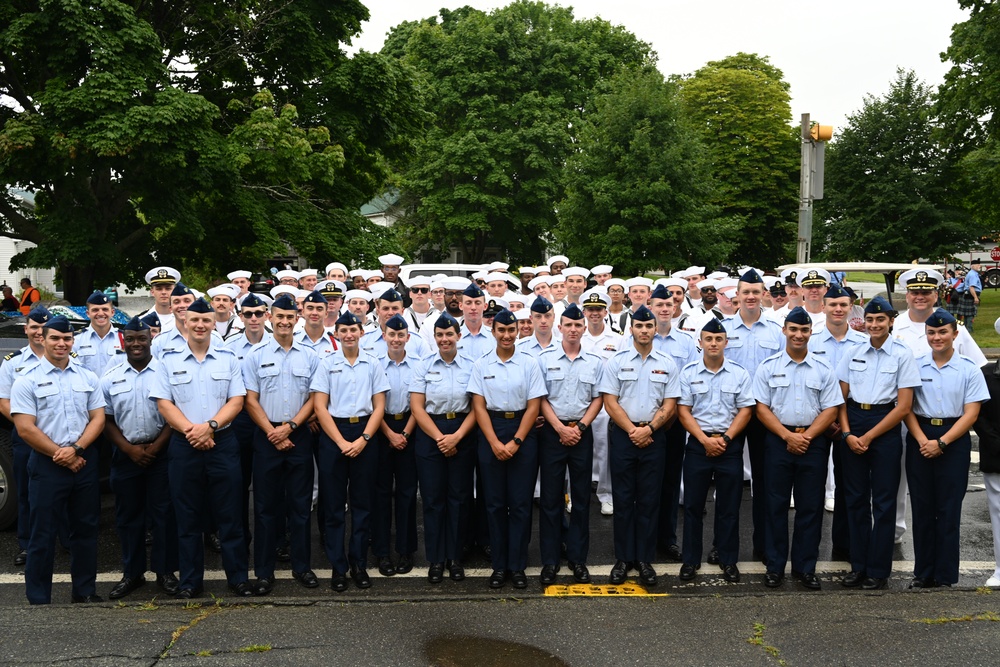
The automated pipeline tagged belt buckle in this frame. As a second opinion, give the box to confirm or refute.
[445,412,457,420]
[639,421,650,427]
[349,416,360,424]
[393,413,404,421]
[930,418,944,426]
[860,403,872,410]
[567,421,578,428]
[795,427,806,434]
[504,411,516,419]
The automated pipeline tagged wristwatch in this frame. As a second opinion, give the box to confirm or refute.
[841,431,853,441]
[72,444,84,456]
[362,433,371,442]
[513,436,523,446]
[721,434,732,446]
[208,420,219,431]
[402,431,410,439]
[287,420,299,431]
[577,422,589,432]
[937,438,948,451]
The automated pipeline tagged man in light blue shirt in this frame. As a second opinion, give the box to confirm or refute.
[73,290,125,378]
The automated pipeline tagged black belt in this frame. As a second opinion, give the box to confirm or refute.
[917,415,959,428]
[631,421,652,428]
[848,398,895,412]
[428,411,468,420]
[706,432,725,438]
[385,411,411,421]
[488,409,525,420]
[781,425,810,433]
[333,415,370,425]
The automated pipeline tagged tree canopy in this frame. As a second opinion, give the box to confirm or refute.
[0,0,422,301]
[815,69,975,261]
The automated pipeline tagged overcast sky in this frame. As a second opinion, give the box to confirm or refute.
[349,0,970,135]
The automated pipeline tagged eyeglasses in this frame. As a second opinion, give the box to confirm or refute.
[445,290,463,297]
[607,288,625,294]
[410,287,430,294]
[242,310,267,319]
[700,287,716,293]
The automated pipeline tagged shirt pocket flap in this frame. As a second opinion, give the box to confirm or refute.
[649,372,669,384]
[291,366,312,378]
[580,371,598,385]
[169,373,192,386]
[879,360,899,375]
[759,338,780,350]
[211,372,231,382]
[33,383,58,399]
[768,375,790,388]
[805,377,824,391]
[108,381,131,396]
[720,384,741,394]
[848,360,867,372]
[617,370,638,381]
[258,364,280,378]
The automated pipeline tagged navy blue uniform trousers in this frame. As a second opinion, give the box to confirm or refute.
[168,429,247,591]
[372,416,418,559]
[478,416,538,572]
[905,424,970,586]
[609,422,666,564]
[764,431,829,575]
[657,421,687,551]
[414,416,476,564]
[253,424,314,579]
[25,446,99,604]
[318,420,377,574]
[539,423,593,566]
[682,435,744,567]
[110,445,178,580]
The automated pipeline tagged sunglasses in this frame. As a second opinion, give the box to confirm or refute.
[242,309,267,319]
[410,287,430,294]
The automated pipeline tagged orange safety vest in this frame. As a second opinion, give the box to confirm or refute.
[19,287,40,316]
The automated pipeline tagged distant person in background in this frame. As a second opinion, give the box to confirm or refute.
[954,261,982,332]
[1,285,20,311]
[18,278,41,316]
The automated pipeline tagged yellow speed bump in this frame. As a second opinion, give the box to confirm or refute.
[544,582,668,597]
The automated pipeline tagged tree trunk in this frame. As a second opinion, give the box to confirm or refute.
[59,262,97,306]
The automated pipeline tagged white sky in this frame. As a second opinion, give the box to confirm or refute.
[350,0,970,134]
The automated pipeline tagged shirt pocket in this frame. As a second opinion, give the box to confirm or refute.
[291,366,312,392]
[211,371,231,401]
[72,382,93,413]
[33,382,60,417]
[74,344,97,358]
[168,373,193,402]
[768,375,791,389]
[720,383,741,408]
[878,360,899,388]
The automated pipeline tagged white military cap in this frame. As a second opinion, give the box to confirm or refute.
[485,272,510,284]
[605,278,627,289]
[562,267,590,278]
[716,278,739,291]
[547,274,566,285]
[441,277,471,291]
[581,290,610,307]
[471,270,488,281]
[547,255,570,267]
[624,277,654,289]
[671,269,691,279]
[721,287,738,299]
[514,309,531,321]
[368,282,394,298]
[404,274,432,288]
[487,261,510,272]
[799,268,831,287]
[145,266,181,285]
[345,289,373,302]
[684,265,706,276]
[779,267,804,286]
[518,266,536,275]
[296,289,312,299]
[484,296,509,312]
[227,270,252,281]
[898,268,943,290]
[696,279,718,290]
[207,283,240,300]
[762,276,780,289]
[654,278,687,290]
[528,276,549,290]
[275,269,299,282]
[706,271,728,281]
[506,293,530,307]
[378,253,405,266]
[349,269,365,278]
[366,269,385,281]
[325,262,348,275]
[590,265,613,275]
[270,285,298,299]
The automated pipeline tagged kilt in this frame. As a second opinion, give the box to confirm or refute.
[952,291,978,318]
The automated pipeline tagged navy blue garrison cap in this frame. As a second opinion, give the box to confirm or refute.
[271,294,297,311]
[492,309,517,326]
[385,314,408,330]
[701,318,726,334]
[785,306,812,326]
[926,308,956,328]
[122,315,149,331]
[530,296,553,314]
[632,305,655,322]
[186,298,213,314]
[43,315,73,333]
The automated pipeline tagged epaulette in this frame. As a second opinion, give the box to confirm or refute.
[70,351,79,358]
[4,349,23,361]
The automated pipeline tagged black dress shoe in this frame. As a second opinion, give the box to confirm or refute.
[71,594,104,603]
[109,575,146,600]
[861,577,887,590]
[637,562,657,587]
[428,563,445,584]
[13,549,27,566]
[722,564,741,583]
[909,577,933,589]
[351,566,372,589]
[842,571,864,588]
[275,545,291,563]
[396,554,414,575]
[609,560,629,585]
[540,564,559,585]
[229,581,255,597]
[205,533,222,554]
[292,570,319,588]
[571,562,591,584]
[447,560,465,582]
[794,571,821,590]
[511,570,528,589]
[764,572,783,588]
[489,569,507,589]
[378,557,395,577]
[331,572,348,592]
[706,548,720,565]
[175,588,203,600]
[253,577,274,596]
[663,544,682,562]
[679,563,699,581]
[156,573,180,596]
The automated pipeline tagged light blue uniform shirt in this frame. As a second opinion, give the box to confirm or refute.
[458,325,495,360]
[468,349,548,411]
[293,329,339,358]
[0,346,42,400]
[309,351,390,418]
[598,347,680,422]
[225,330,273,362]
[679,359,756,433]
[537,347,604,421]
[516,333,560,359]
[381,354,417,415]
[912,353,990,419]
[618,328,697,372]
[753,351,843,426]
[10,358,105,447]
[101,358,166,443]
[242,339,319,423]
[73,325,125,378]
[836,338,921,404]
[149,346,246,424]
[808,326,869,370]
[723,313,783,374]
[409,353,475,415]
[151,327,223,358]
[360,328,430,360]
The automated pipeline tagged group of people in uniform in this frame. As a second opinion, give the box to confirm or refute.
[4,253,1000,604]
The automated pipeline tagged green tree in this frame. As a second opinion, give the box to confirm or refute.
[555,69,732,275]
[383,1,653,265]
[678,53,798,269]
[815,69,975,261]
[937,0,1000,236]
[0,1,421,302]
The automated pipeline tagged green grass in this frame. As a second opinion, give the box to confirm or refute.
[844,272,888,284]
[970,288,1000,349]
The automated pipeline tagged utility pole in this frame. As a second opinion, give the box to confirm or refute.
[797,114,832,263]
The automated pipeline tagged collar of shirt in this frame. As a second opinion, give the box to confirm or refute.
[38,356,80,376]
[777,349,818,368]
[115,357,161,376]
[262,336,304,355]
[177,345,228,363]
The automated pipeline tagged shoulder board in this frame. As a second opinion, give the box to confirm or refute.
[4,350,22,361]
[681,359,700,371]
[70,351,79,358]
